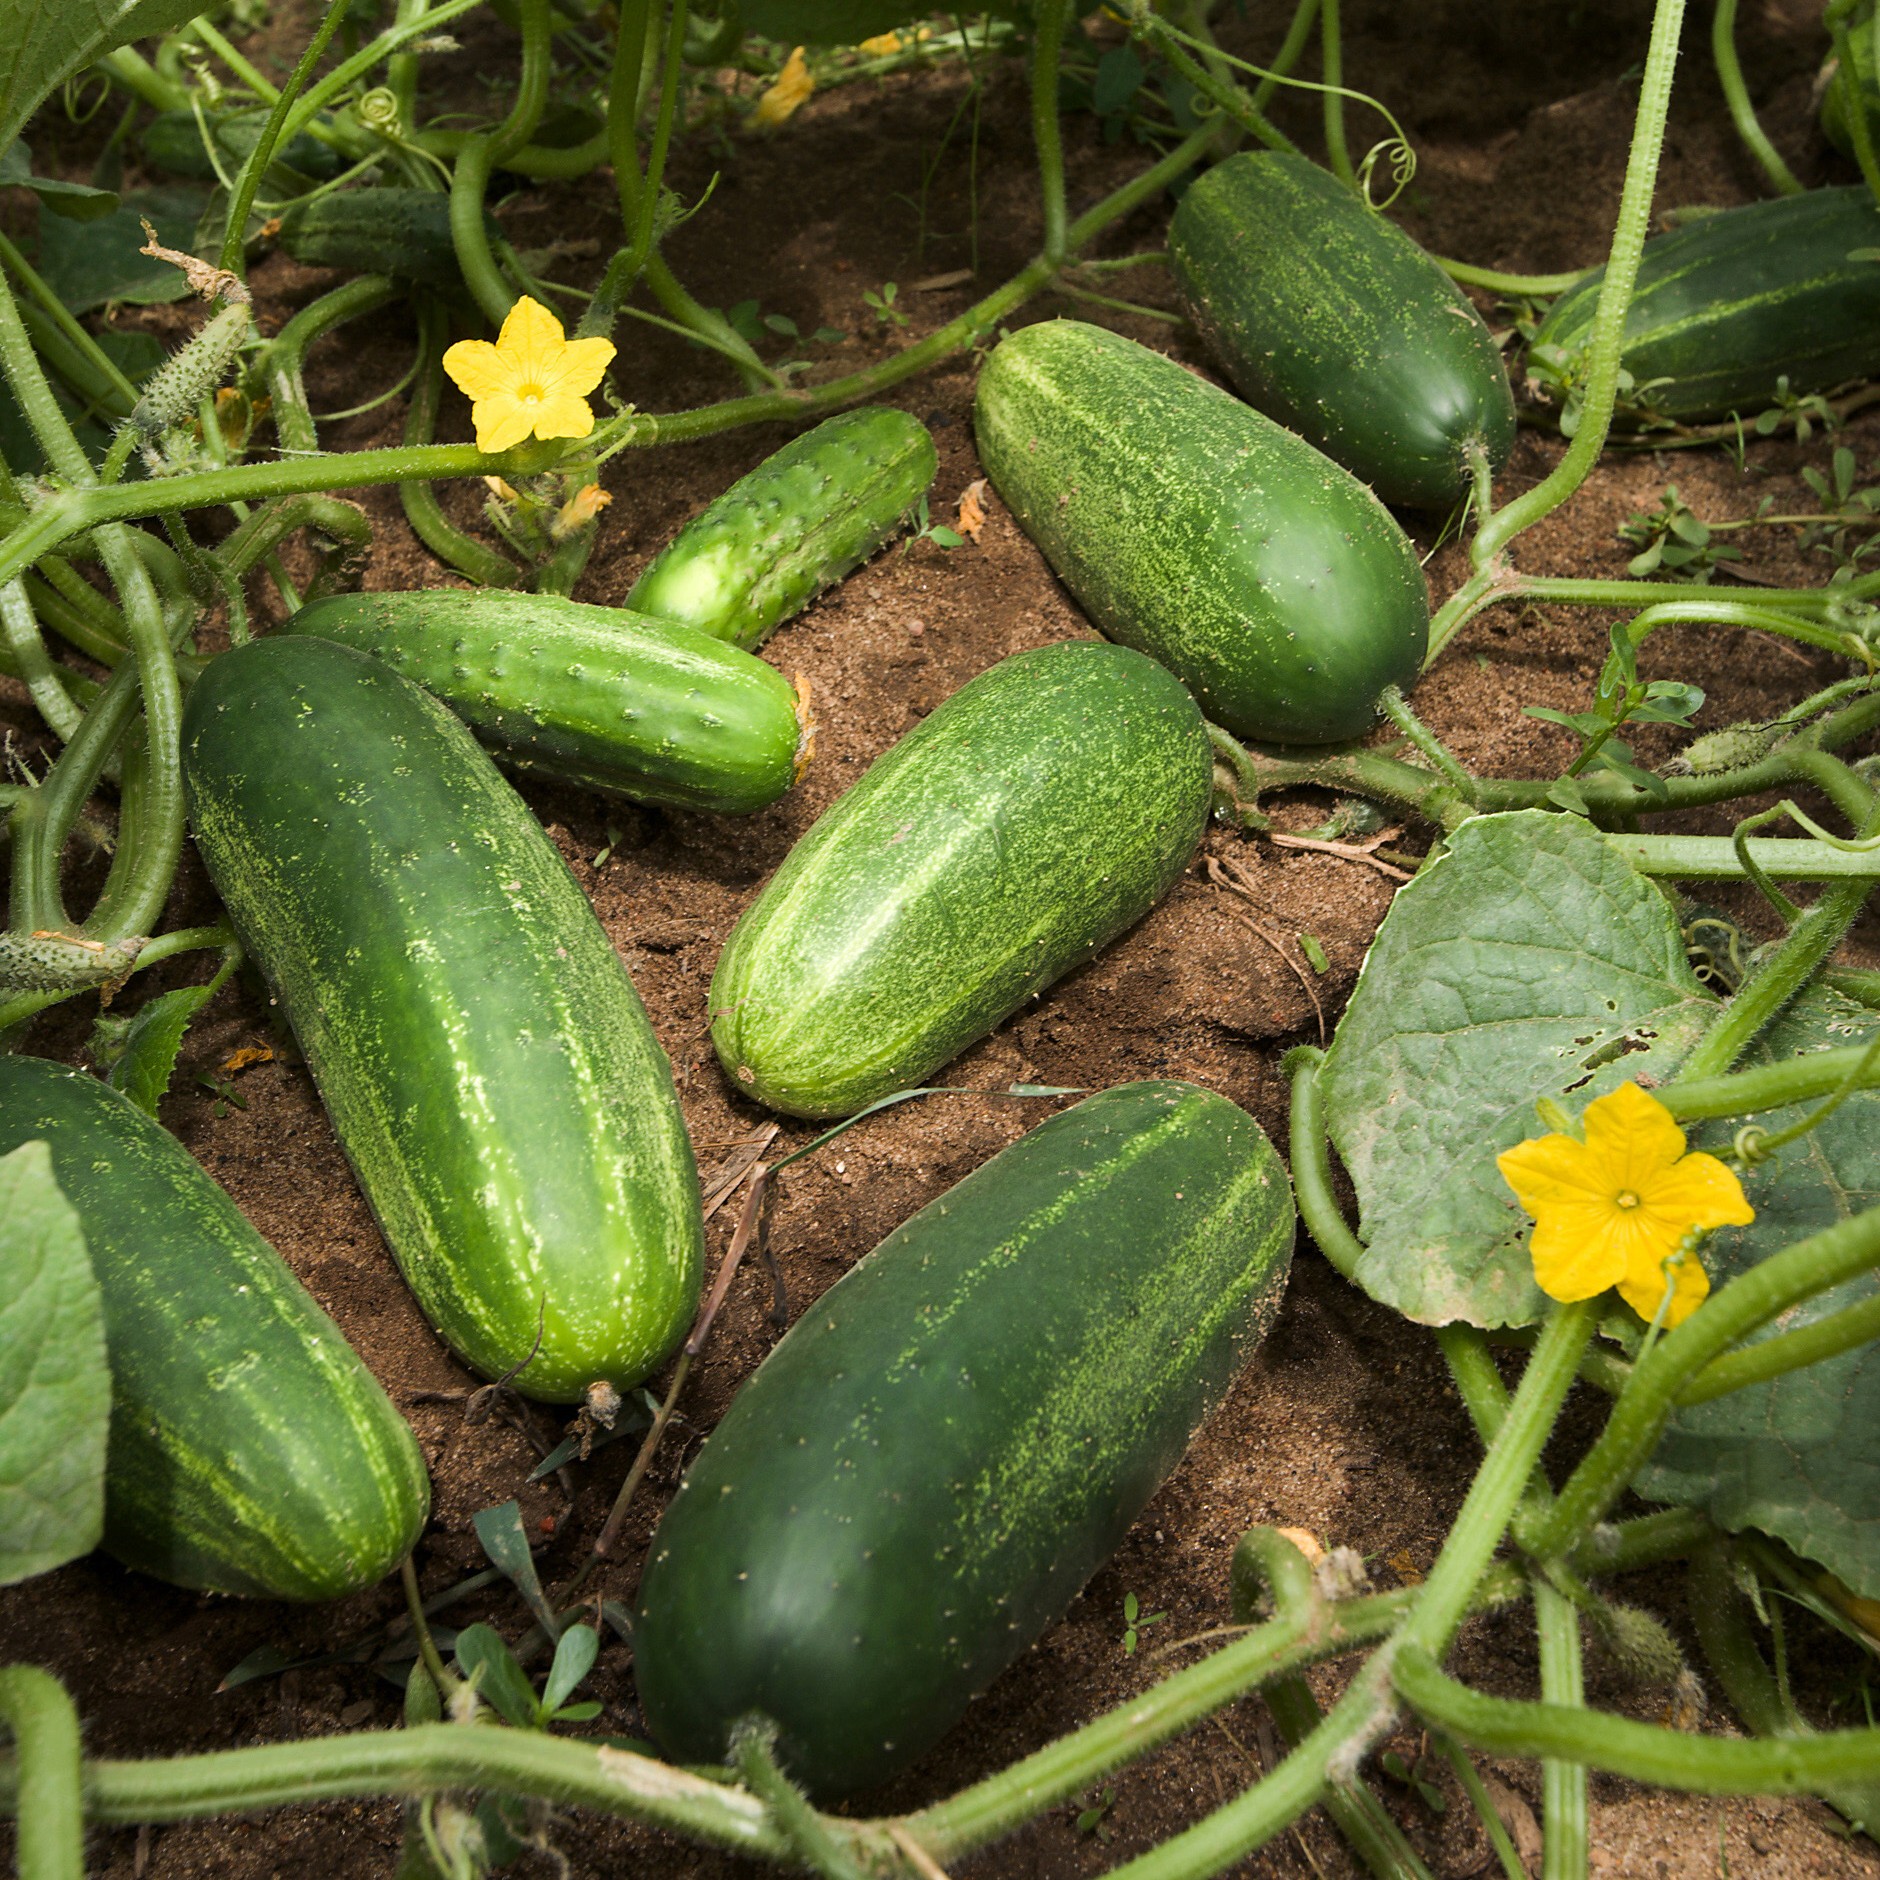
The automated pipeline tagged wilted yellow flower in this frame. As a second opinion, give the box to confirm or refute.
[1496,1080,1753,1328]
[857,30,902,54]
[443,296,615,455]
[753,47,814,128]
[551,483,612,540]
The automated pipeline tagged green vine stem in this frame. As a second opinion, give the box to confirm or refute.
[1830,5,1880,208]
[1,578,83,742]
[1281,1045,1366,1282]
[1710,0,1803,196]
[1532,1577,1589,1880]
[1676,1288,1880,1406]
[1251,0,1320,114]
[1436,259,1590,296]
[255,274,401,459]
[1394,1646,1880,1794]
[1318,0,1353,187]
[216,0,356,277]
[1664,1043,1880,1121]
[1032,0,1073,263]
[1129,9,1300,156]
[0,1666,83,1880]
[1528,1202,1880,1560]
[1608,832,1880,882]
[1466,0,1686,570]
[734,1722,868,1880]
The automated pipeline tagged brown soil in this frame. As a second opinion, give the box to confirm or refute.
[6,1,1880,1876]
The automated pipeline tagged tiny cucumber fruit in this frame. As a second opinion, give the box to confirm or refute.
[973,320,1429,745]
[709,640,1213,1119]
[182,635,703,1403]
[273,188,483,289]
[634,1079,1296,1799]
[1530,187,1880,423]
[0,1055,429,1600]
[281,591,811,815]
[1168,152,1516,510]
[626,407,938,649]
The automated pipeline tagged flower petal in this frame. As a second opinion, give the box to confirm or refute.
[1582,1081,1687,1194]
[538,334,616,400]
[496,295,570,387]
[1641,1151,1755,1236]
[1497,1133,1611,1215]
[1617,1242,1710,1329]
[442,338,515,403]
[527,390,598,442]
[472,392,537,455]
[1527,1199,1628,1303]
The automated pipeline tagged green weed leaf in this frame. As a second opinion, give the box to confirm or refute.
[542,1622,599,1715]
[0,1140,108,1584]
[101,982,216,1116]
[1319,812,1718,1327]
[1637,991,1880,1595]
[454,1623,539,1730]
[472,1498,561,1638]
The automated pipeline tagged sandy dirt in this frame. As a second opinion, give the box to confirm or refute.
[5,0,1880,1874]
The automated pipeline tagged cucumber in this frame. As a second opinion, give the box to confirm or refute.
[273,188,480,289]
[0,1055,428,1600]
[141,106,347,182]
[709,641,1212,1119]
[1529,187,1880,422]
[280,591,810,815]
[972,321,1429,746]
[633,1079,1295,1798]
[182,635,703,1404]
[1168,152,1515,510]
[625,407,937,649]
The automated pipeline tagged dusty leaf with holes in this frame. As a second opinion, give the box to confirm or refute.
[1638,989,1880,1596]
[1318,811,1718,1327]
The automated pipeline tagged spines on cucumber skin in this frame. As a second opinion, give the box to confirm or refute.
[1168,150,1516,510]
[182,635,704,1404]
[626,406,939,650]
[0,1054,430,1601]
[972,320,1430,747]
[279,591,810,814]
[708,639,1214,1120]
[632,1078,1296,1799]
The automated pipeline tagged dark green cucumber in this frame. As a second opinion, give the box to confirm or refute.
[280,591,810,814]
[141,106,346,182]
[709,641,1212,1119]
[182,636,703,1404]
[973,321,1429,746]
[634,1079,1295,1798]
[1529,187,1880,422]
[274,188,482,289]
[626,407,937,649]
[0,1055,428,1600]
[1169,152,1515,510]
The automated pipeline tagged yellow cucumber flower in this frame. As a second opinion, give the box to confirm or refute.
[443,296,615,455]
[753,47,814,127]
[857,30,903,54]
[1496,1080,1753,1328]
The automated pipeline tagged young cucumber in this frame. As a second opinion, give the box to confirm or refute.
[633,1079,1296,1798]
[0,1055,429,1600]
[1169,152,1515,510]
[626,407,937,649]
[182,636,703,1404]
[281,591,810,815]
[973,321,1429,746]
[1529,187,1880,422]
[273,188,482,290]
[709,641,1212,1119]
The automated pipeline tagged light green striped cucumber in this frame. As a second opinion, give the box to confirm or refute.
[182,635,703,1404]
[0,1055,429,1600]
[973,320,1429,745]
[633,1079,1295,1797]
[1169,151,1516,509]
[710,640,1212,1119]
[1529,187,1880,422]
[626,407,937,649]
[281,591,811,814]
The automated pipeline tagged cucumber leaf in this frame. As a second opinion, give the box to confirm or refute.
[738,0,1009,47]
[1637,990,1880,1596]
[1318,811,1718,1328]
[1,140,118,218]
[0,1140,109,1585]
[0,0,210,157]
[36,184,207,313]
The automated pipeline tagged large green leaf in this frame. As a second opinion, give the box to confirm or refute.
[35,183,207,313]
[1319,811,1719,1328]
[1637,991,1880,1596]
[0,0,208,157]
[0,1139,109,1585]
[740,0,1016,47]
